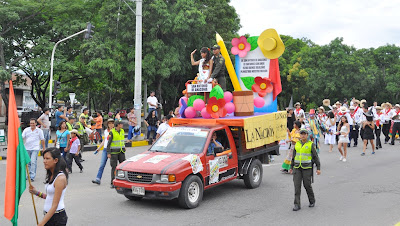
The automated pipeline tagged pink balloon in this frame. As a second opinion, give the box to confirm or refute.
[193,99,205,111]
[225,102,235,114]
[201,107,211,119]
[224,91,233,103]
[254,97,265,108]
[179,96,188,106]
[184,107,196,118]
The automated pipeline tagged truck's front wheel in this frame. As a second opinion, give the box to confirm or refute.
[178,175,203,209]
[244,159,263,189]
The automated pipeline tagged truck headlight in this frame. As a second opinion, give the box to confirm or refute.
[159,174,176,183]
[116,170,125,179]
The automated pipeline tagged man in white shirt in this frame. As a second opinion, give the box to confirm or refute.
[37,108,51,148]
[349,106,360,147]
[147,91,159,116]
[390,104,400,145]
[22,119,45,182]
[381,102,393,143]
[359,106,369,140]
[156,115,173,140]
[374,106,384,149]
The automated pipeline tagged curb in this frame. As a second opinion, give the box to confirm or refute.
[0,156,6,160]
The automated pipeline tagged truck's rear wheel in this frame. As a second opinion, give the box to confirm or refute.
[124,194,143,201]
[178,175,203,209]
[244,159,263,188]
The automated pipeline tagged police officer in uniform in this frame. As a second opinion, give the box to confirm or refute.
[289,129,321,211]
[107,120,126,188]
[210,45,226,91]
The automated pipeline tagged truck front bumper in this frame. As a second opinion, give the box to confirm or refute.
[113,179,182,200]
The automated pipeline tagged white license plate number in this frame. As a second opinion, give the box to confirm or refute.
[132,186,145,196]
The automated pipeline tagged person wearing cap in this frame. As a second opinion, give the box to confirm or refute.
[66,116,75,131]
[389,104,400,145]
[349,106,360,147]
[361,110,375,156]
[65,129,83,173]
[107,120,126,188]
[294,102,305,120]
[289,129,321,211]
[374,106,384,149]
[382,102,393,143]
[74,115,88,162]
[317,107,327,124]
[92,119,115,185]
[210,44,226,91]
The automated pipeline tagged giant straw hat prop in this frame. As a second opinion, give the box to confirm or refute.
[323,99,330,107]
[257,29,285,59]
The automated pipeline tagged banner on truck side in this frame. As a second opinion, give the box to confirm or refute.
[243,111,287,149]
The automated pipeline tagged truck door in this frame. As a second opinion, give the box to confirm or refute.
[205,129,237,186]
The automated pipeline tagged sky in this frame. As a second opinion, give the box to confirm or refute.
[230,0,400,49]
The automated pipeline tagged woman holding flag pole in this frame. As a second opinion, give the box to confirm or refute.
[29,148,68,226]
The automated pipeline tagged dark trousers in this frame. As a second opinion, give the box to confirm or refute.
[110,152,126,183]
[360,128,364,140]
[382,122,391,142]
[375,127,382,148]
[335,122,340,142]
[350,125,359,145]
[391,122,400,144]
[293,168,315,206]
[68,153,83,172]
[216,76,226,91]
[44,210,67,226]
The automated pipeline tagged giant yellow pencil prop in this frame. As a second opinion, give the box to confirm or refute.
[216,33,242,91]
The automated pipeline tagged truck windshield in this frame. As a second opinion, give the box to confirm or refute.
[149,127,209,154]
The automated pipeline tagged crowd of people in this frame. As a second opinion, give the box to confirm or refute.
[281,99,400,173]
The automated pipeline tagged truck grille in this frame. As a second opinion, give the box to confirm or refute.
[127,172,153,183]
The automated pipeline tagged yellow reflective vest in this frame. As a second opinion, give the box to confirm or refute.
[294,141,313,169]
[110,128,125,154]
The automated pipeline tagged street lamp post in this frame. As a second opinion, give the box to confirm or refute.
[49,29,88,109]
[133,0,143,137]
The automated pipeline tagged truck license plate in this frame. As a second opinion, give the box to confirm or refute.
[132,186,145,196]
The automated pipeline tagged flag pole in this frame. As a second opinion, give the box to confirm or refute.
[25,165,39,225]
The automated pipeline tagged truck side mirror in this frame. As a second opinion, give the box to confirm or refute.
[214,147,223,156]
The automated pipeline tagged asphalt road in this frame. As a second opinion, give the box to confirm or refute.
[1,141,400,226]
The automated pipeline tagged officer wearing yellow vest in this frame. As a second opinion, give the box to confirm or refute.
[74,115,88,162]
[107,120,126,188]
[66,116,75,131]
[289,129,321,211]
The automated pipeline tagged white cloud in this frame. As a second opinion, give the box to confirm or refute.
[230,0,400,48]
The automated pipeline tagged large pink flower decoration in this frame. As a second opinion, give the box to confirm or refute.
[252,76,273,97]
[231,36,251,58]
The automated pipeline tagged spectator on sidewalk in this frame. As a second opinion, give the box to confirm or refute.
[93,111,103,144]
[145,109,159,141]
[37,108,51,149]
[66,106,74,118]
[22,118,45,182]
[127,108,140,142]
[55,105,68,128]
[147,91,159,116]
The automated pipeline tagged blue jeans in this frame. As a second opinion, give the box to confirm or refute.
[27,149,39,180]
[147,126,157,139]
[95,148,108,182]
[128,125,140,140]
[42,129,50,148]
[60,147,67,162]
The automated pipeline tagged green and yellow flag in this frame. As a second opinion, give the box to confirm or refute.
[4,80,31,225]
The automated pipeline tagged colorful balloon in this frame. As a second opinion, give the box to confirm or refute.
[225,102,235,114]
[184,107,196,118]
[254,97,265,108]
[223,91,233,103]
[193,99,205,111]
[201,107,211,119]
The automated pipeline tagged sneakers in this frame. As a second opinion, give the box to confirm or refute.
[361,153,365,156]
[339,156,343,161]
[80,168,83,173]
[342,158,347,162]
[92,179,101,185]
[30,178,35,182]
[372,152,375,155]
[293,205,301,211]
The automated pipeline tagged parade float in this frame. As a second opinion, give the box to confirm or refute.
[113,29,288,209]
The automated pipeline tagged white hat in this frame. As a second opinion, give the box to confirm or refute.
[349,106,355,110]
[294,102,301,106]
[395,104,400,108]
[340,106,347,113]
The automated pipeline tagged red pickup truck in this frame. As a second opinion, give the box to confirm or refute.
[113,113,285,208]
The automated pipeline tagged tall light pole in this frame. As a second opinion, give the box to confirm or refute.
[133,0,143,135]
[49,23,94,109]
